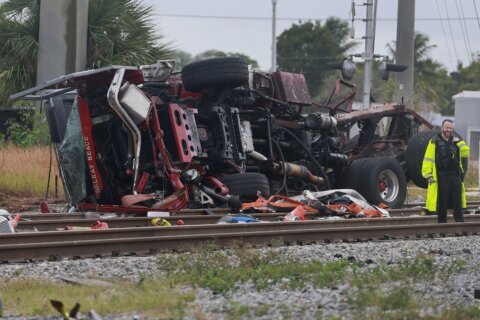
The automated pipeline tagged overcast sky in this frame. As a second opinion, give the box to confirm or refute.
[146,0,480,72]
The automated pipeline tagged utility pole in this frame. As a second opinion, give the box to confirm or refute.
[36,0,89,85]
[395,0,415,106]
[362,0,375,109]
[271,0,277,72]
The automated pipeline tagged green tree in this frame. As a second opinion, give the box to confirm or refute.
[388,33,436,66]
[87,0,172,69]
[4,108,50,146]
[276,18,357,97]
[0,0,39,107]
[455,61,480,91]
[173,49,194,69]
[387,32,456,114]
[388,32,441,82]
[0,0,173,106]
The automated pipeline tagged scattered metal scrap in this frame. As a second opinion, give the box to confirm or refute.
[237,189,389,219]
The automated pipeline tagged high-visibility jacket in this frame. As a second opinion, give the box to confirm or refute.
[421,136,469,212]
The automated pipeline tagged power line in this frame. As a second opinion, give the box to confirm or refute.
[454,0,472,63]
[459,0,473,48]
[460,0,475,61]
[435,0,454,68]
[156,13,480,22]
[278,56,346,60]
[443,0,460,63]
[473,0,480,29]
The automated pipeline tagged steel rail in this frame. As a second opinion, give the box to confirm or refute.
[403,200,480,208]
[18,208,230,220]
[4,215,480,246]
[17,203,480,222]
[15,207,427,222]
[16,212,421,230]
[16,209,480,231]
[1,221,479,262]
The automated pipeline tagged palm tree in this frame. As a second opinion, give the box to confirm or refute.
[387,31,438,76]
[0,0,39,106]
[0,0,173,106]
[387,32,455,113]
[87,0,172,69]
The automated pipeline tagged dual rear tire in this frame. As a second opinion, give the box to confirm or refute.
[405,130,439,189]
[343,157,407,208]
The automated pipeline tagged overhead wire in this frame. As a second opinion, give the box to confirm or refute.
[157,4,479,67]
[461,0,476,62]
[156,13,480,22]
[435,0,455,68]
[443,0,460,63]
[474,0,480,29]
[455,0,473,63]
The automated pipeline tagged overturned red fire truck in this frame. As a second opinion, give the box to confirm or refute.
[11,57,433,213]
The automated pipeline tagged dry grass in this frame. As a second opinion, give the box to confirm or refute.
[0,144,63,198]
[464,165,479,190]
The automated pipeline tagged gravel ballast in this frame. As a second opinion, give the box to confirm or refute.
[1,235,480,319]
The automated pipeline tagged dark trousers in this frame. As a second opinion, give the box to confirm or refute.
[436,172,464,223]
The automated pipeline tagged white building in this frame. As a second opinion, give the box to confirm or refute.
[453,91,480,164]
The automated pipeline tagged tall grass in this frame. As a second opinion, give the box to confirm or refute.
[464,163,479,189]
[0,144,63,198]
[0,144,476,200]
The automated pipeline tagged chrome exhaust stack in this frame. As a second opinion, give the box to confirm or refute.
[107,68,146,194]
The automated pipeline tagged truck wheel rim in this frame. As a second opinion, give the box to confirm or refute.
[377,169,399,203]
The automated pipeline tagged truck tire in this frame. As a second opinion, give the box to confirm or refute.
[359,157,407,208]
[182,57,249,92]
[406,130,439,189]
[342,158,370,190]
[218,172,270,201]
[343,157,407,208]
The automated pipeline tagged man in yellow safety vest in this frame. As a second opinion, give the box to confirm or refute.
[421,119,469,223]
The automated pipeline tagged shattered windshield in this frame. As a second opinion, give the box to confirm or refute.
[56,97,86,204]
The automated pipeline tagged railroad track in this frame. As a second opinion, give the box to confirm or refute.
[1,219,479,262]
[1,202,478,263]
[15,205,480,231]
[5,215,480,245]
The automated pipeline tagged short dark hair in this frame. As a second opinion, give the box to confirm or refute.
[442,119,453,126]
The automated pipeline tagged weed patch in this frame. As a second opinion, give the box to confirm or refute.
[159,247,352,294]
[0,278,194,318]
[349,285,480,320]
[159,250,476,319]
[350,285,422,320]
[225,301,250,320]
[348,257,475,319]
